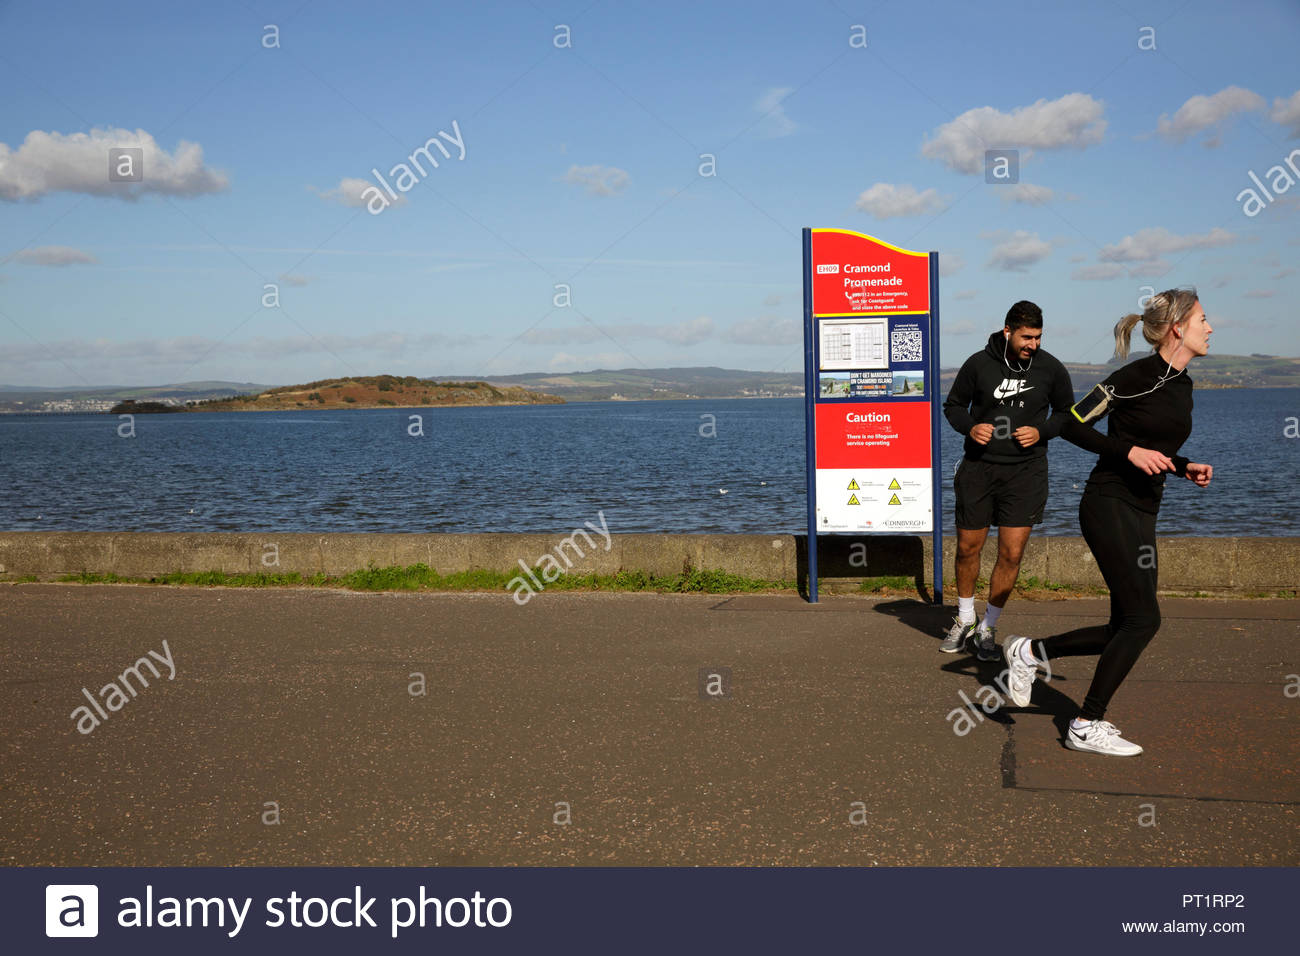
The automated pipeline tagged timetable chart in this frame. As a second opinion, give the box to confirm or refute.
[818,317,889,371]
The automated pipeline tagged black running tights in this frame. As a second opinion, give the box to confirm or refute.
[1039,490,1161,721]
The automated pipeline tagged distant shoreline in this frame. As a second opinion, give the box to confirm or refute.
[10,382,1300,416]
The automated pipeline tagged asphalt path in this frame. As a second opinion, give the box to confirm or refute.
[2,584,1296,866]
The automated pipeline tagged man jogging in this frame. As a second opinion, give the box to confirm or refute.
[940,300,1074,660]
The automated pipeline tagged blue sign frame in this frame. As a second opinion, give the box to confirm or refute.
[802,227,943,604]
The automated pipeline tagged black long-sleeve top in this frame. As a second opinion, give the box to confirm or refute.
[1062,351,1194,514]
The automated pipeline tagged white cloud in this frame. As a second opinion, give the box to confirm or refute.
[1071,263,1126,281]
[522,316,713,346]
[0,331,488,371]
[985,230,1053,272]
[921,93,1106,174]
[1155,86,1265,146]
[939,252,965,277]
[1271,90,1300,138]
[952,289,977,301]
[278,273,311,287]
[1097,226,1236,263]
[1126,260,1174,279]
[854,182,946,218]
[545,351,634,371]
[1244,289,1276,298]
[755,86,796,138]
[0,127,227,201]
[1272,267,1296,279]
[722,315,799,346]
[562,164,630,196]
[943,320,976,335]
[761,292,783,307]
[313,177,407,209]
[1001,183,1055,205]
[11,245,98,266]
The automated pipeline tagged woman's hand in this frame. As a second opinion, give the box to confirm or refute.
[1127,446,1175,475]
[1184,462,1213,487]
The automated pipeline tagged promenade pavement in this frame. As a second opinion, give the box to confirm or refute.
[1,584,1296,866]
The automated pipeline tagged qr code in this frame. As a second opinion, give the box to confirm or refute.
[891,328,923,363]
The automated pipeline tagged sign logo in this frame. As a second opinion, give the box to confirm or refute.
[993,379,1033,399]
[816,263,840,274]
[46,885,99,937]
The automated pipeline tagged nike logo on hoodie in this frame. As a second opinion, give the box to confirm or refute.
[993,379,1034,400]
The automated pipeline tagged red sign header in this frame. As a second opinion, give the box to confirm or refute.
[810,229,929,316]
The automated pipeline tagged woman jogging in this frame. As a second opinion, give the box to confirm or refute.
[1002,288,1215,756]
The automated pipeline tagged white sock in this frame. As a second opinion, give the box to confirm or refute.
[1071,717,1092,731]
[979,603,1003,633]
[957,595,976,624]
[1019,641,1037,666]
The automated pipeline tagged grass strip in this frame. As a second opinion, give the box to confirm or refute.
[52,564,797,594]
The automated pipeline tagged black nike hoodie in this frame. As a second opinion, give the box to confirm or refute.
[943,330,1075,463]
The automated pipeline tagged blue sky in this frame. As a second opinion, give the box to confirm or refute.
[2,0,1298,387]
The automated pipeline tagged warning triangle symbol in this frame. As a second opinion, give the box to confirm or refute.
[887,494,902,506]
[847,479,860,490]
[847,494,861,505]
[888,478,902,490]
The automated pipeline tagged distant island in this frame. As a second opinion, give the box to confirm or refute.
[185,375,563,412]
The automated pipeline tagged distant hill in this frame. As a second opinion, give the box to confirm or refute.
[191,375,563,411]
[0,380,268,396]
[0,380,270,414]
[472,366,805,401]
[478,355,1300,402]
[937,354,1300,393]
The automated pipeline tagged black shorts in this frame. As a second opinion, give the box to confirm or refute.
[954,456,1048,530]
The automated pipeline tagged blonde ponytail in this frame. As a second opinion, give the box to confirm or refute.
[1113,287,1199,360]
[1113,313,1142,360]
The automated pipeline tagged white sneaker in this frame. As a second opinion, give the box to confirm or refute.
[1002,636,1037,707]
[1066,720,1144,756]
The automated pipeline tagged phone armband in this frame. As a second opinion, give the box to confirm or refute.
[1071,383,1113,424]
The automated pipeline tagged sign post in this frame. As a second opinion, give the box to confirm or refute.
[802,228,943,604]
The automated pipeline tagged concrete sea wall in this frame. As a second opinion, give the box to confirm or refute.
[1,532,1296,593]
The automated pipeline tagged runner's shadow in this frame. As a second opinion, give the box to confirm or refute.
[1014,626,1110,741]
[872,598,952,645]
[876,599,1084,739]
[939,644,1080,733]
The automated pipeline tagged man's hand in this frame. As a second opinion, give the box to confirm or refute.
[1013,426,1040,448]
[1127,446,1175,475]
[969,423,994,445]
[1184,462,1213,487]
